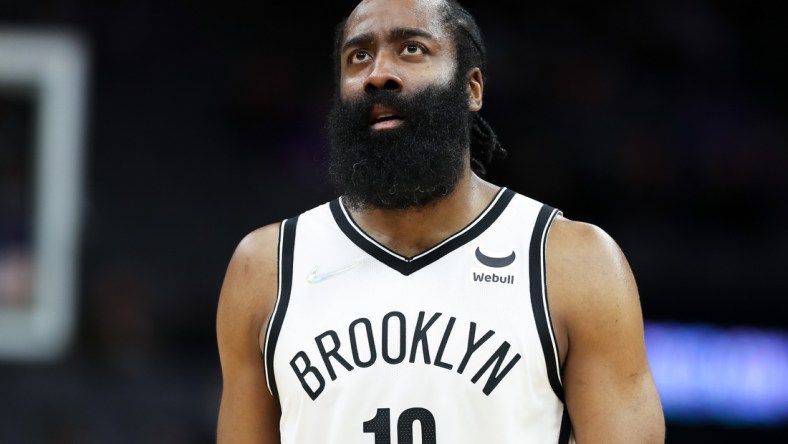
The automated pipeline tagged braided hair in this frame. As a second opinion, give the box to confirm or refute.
[332,0,506,176]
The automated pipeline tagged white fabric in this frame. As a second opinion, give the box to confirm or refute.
[270,190,572,443]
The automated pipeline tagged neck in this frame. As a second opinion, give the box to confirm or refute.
[345,167,500,258]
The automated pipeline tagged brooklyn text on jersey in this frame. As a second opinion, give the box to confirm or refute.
[289,310,522,400]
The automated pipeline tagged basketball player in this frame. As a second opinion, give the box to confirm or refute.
[216,0,665,442]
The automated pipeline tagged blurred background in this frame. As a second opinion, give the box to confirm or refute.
[0,0,786,442]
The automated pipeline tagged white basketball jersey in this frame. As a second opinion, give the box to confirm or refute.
[264,188,574,443]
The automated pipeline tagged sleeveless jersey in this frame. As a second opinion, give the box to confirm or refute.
[264,188,574,444]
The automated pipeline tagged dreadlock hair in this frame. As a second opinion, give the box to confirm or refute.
[331,0,507,177]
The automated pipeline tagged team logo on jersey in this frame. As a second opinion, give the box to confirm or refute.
[474,247,516,268]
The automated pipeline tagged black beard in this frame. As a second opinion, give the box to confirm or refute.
[327,77,471,211]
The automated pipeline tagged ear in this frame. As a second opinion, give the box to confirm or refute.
[467,67,483,112]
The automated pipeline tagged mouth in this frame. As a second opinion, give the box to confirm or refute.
[369,105,404,130]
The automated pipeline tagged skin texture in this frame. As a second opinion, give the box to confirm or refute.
[547,218,665,442]
[216,224,280,443]
[216,0,665,442]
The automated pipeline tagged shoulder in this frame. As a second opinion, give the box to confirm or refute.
[216,222,286,443]
[217,223,282,341]
[226,222,282,289]
[545,216,665,442]
[232,223,282,272]
[547,215,633,288]
[545,215,640,342]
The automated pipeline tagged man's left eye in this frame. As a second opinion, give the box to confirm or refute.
[401,44,424,55]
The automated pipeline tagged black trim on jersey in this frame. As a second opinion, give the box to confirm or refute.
[558,405,573,444]
[329,188,516,276]
[528,204,564,401]
[264,216,299,410]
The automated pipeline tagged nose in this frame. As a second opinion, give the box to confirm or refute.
[364,54,403,94]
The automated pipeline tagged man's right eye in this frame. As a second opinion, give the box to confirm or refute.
[351,50,372,64]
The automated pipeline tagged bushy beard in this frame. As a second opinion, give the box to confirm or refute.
[327,77,471,211]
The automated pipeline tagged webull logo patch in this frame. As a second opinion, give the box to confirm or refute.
[469,268,515,285]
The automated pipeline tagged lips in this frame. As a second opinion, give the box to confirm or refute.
[369,104,404,130]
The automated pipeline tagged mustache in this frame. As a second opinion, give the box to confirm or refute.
[335,86,454,128]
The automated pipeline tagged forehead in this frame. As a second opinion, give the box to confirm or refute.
[344,0,449,43]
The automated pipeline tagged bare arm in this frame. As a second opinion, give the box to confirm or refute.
[547,217,665,443]
[216,224,281,443]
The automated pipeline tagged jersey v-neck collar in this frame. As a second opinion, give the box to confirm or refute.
[329,187,516,276]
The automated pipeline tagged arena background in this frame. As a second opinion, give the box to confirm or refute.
[1,0,786,442]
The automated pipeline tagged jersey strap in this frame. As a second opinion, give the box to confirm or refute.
[528,204,564,401]
[264,216,299,408]
[559,405,574,444]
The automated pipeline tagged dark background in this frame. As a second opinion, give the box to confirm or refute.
[1,0,786,442]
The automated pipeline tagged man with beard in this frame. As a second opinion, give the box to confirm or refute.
[216,0,665,442]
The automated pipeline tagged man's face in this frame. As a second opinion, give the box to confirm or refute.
[338,0,457,107]
[328,0,479,211]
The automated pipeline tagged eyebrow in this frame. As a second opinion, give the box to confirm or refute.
[342,27,438,53]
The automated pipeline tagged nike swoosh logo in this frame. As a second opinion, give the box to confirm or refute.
[306,262,361,284]
[475,247,516,268]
